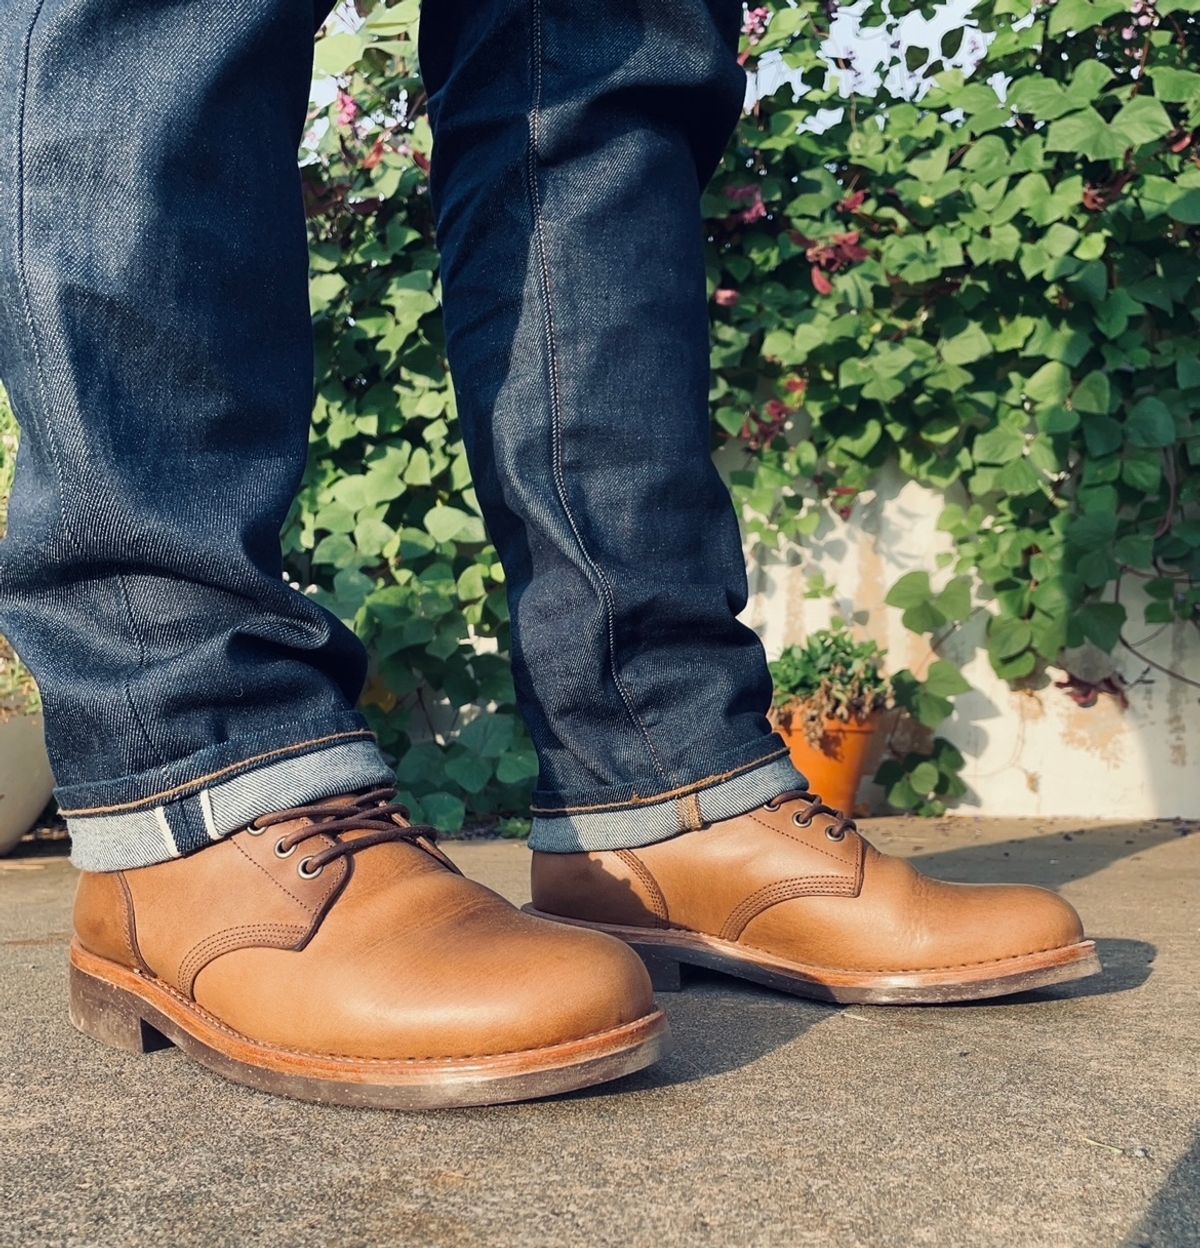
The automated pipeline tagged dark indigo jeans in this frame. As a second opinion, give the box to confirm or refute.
[0,0,801,871]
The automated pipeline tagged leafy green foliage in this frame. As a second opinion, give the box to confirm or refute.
[769,622,892,746]
[292,2,526,829]
[713,0,1199,810]
[875,737,968,817]
[0,389,39,717]
[293,0,1198,825]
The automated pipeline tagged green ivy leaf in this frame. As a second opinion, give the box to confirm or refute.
[1045,109,1126,162]
[1077,602,1127,650]
[424,505,477,543]
[444,751,493,794]
[1008,76,1077,119]
[1081,416,1123,457]
[992,650,1037,680]
[910,761,941,794]
[1024,361,1073,406]
[1110,96,1174,147]
[1148,67,1200,103]
[924,660,973,698]
[421,792,467,832]
[1067,511,1119,550]
[1071,371,1111,415]
[934,577,973,622]
[988,616,1033,661]
[314,32,366,78]
[973,424,1027,464]
[884,571,932,610]
[496,749,540,784]
[1122,455,1162,494]
[941,323,993,365]
[1125,397,1176,448]
[1114,534,1154,568]
[459,714,517,759]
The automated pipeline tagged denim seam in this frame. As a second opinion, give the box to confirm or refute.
[12,0,66,548]
[525,0,668,784]
[57,729,377,816]
[529,744,790,815]
[13,3,164,767]
[115,575,168,767]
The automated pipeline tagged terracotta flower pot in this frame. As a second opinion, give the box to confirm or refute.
[0,712,54,855]
[775,708,883,817]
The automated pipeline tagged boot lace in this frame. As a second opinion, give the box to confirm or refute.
[765,788,857,843]
[247,786,441,880]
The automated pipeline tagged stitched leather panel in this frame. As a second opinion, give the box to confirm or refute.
[615,850,669,926]
[177,922,309,996]
[720,875,860,941]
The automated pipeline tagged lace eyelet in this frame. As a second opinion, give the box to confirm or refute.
[826,827,846,842]
[297,856,324,880]
[246,824,265,837]
[792,812,813,828]
[274,839,297,860]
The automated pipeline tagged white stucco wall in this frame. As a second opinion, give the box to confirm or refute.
[742,464,1200,819]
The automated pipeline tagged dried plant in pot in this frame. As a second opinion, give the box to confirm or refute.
[768,623,892,817]
[0,392,54,854]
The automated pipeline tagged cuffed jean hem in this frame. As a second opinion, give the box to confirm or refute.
[528,751,806,854]
[60,733,394,872]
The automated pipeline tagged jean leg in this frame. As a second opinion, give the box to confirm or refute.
[0,0,392,869]
[420,0,803,851]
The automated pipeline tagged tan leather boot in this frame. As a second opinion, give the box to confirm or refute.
[527,789,1100,1004]
[70,788,667,1108]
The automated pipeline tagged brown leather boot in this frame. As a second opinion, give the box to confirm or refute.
[70,788,667,1108]
[526,789,1100,1004]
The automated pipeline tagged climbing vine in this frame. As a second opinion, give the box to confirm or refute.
[286,0,1200,826]
[712,0,1200,811]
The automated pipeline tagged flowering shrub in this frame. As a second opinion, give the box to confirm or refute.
[706,0,1199,812]
[293,0,1199,825]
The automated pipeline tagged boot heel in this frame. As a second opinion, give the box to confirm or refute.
[69,963,170,1054]
[630,945,684,992]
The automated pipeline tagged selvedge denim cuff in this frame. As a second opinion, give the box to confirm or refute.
[528,745,806,853]
[58,723,393,872]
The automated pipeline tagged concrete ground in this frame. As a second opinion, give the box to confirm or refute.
[1,817,1196,1248]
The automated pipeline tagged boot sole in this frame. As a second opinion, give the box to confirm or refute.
[68,943,670,1109]
[520,909,1102,1005]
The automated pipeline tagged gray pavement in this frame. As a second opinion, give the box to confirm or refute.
[1,817,1197,1248]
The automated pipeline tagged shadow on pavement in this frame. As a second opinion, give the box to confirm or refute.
[1123,1128,1200,1247]
[562,824,1180,1100]
[563,931,1157,1102]
[935,936,1157,1011]
[562,970,837,1100]
[910,820,1190,891]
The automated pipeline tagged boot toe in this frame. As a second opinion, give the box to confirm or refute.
[992,884,1085,958]
[509,914,658,1039]
[917,879,1086,970]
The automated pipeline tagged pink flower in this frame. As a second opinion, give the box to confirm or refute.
[742,6,771,42]
[725,183,767,225]
[714,288,741,307]
[336,90,359,128]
